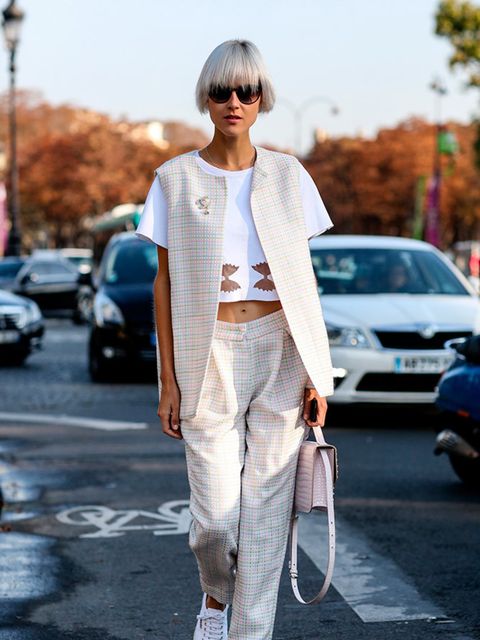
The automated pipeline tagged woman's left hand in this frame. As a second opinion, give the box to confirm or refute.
[303,388,328,427]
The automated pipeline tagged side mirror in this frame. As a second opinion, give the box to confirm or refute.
[20,272,36,285]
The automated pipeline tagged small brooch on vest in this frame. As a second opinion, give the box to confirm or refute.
[195,196,210,215]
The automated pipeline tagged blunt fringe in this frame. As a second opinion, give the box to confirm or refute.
[195,40,275,114]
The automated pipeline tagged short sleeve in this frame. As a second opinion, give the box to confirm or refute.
[299,164,333,240]
[134,177,168,248]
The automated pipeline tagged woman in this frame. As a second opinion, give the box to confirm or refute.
[135,39,334,640]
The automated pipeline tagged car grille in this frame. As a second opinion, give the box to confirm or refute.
[138,349,156,361]
[130,326,156,361]
[373,330,472,350]
[356,373,441,393]
[0,311,22,329]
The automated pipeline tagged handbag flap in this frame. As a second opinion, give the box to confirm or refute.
[312,427,338,483]
[294,441,317,513]
[294,431,338,514]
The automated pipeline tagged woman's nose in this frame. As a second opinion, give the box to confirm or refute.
[227,90,241,108]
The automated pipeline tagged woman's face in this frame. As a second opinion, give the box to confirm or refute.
[207,86,261,138]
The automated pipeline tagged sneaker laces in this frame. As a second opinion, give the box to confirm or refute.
[196,609,226,640]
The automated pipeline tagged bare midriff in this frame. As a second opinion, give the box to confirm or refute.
[217,300,283,323]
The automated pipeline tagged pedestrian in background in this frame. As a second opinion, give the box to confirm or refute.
[135,39,334,640]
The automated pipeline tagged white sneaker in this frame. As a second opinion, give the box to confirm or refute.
[193,592,229,640]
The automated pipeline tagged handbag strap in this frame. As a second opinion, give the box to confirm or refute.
[289,429,336,605]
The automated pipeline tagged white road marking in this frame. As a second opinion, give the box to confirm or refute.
[0,412,148,431]
[298,512,444,623]
[44,332,85,343]
[56,498,459,627]
[56,500,191,537]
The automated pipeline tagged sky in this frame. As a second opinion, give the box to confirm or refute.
[2,0,479,154]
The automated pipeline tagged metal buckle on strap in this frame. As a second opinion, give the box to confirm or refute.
[288,559,298,578]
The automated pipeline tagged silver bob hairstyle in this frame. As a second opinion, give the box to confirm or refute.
[195,39,275,114]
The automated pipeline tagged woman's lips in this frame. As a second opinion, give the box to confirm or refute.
[225,115,241,121]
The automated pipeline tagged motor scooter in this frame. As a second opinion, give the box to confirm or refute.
[434,335,480,487]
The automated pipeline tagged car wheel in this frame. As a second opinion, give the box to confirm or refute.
[449,454,480,488]
[2,352,28,366]
[72,309,85,325]
[88,340,112,382]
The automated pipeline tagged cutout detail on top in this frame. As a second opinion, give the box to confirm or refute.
[252,262,276,291]
[221,264,241,292]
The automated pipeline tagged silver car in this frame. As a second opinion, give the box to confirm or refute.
[309,235,480,404]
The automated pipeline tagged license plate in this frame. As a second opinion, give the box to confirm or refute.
[150,332,156,346]
[0,330,20,344]
[394,354,453,374]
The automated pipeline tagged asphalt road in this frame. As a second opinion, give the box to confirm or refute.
[0,318,479,640]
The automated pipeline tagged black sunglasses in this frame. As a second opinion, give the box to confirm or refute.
[208,84,262,105]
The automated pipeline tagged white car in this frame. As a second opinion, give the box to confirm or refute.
[309,235,480,404]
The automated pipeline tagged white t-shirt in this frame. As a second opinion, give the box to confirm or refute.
[135,150,333,302]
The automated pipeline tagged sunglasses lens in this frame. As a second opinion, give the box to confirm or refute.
[209,84,262,104]
[237,85,261,104]
[209,86,232,103]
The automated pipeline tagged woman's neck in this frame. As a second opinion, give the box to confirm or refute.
[202,133,256,171]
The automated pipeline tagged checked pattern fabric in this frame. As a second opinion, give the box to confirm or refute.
[154,146,333,419]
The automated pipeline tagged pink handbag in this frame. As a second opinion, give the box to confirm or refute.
[289,426,338,605]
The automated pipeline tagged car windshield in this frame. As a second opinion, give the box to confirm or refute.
[0,261,24,277]
[310,248,469,296]
[104,242,158,285]
[65,256,92,267]
[27,261,76,275]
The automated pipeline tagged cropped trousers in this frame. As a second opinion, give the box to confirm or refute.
[181,308,310,640]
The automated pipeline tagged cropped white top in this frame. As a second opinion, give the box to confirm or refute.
[135,150,333,302]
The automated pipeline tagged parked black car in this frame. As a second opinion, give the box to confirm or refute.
[87,232,157,381]
[12,255,82,321]
[0,289,44,365]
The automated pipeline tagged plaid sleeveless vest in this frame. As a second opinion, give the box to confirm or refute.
[154,146,333,419]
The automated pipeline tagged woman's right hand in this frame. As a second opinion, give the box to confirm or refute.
[158,381,182,439]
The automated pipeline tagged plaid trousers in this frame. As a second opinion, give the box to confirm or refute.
[181,308,310,640]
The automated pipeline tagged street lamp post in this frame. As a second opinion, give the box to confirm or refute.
[425,77,447,248]
[2,0,25,257]
[278,96,340,156]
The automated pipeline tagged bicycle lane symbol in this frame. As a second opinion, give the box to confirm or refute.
[56,500,192,538]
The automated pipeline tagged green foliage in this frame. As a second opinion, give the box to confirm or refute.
[435,1,480,167]
[435,0,480,87]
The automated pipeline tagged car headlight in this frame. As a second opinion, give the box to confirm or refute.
[0,305,26,329]
[93,292,125,327]
[25,302,42,325]
[473,312,480,336]
[326,324,370,348]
